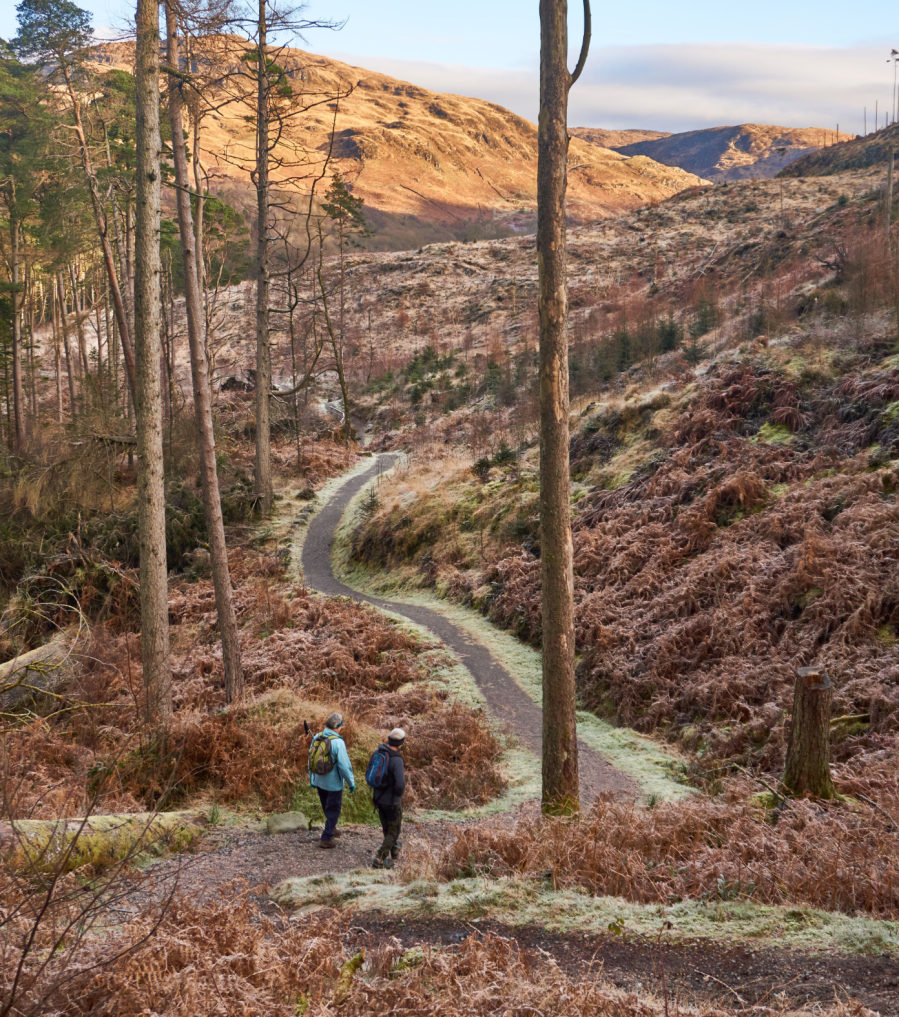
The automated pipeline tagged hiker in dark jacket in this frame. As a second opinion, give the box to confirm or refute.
[371,727,406,869]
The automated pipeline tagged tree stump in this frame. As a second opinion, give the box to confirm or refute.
[781,666,835,799]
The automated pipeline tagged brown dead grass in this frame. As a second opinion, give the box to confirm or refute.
[418,779,899,917]
[354,349,899,785]
[2,546,503,819]
[2,881,881,1017]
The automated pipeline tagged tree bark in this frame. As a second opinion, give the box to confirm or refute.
[317,266,350,439]
[56,274,77,415]
[60,65,137,405]
[9,206,26,453]
[253,0,273,513]
[887,148,895,237]
[537,0,583,815]
[135,0,173,724]
[166,7,244,705]
[69,263,91,378]
[781,667,835,799]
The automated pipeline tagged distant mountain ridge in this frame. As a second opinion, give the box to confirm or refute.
[88,38,707,239]
[569,128,671,149]
[575,123,855,181]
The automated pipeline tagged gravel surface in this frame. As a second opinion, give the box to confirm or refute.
[301,454,638,803]
[342,915,899,1015]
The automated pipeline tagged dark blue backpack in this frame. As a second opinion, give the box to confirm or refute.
[365,747,390,789]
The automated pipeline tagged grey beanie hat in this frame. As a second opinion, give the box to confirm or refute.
[326,711,344,729]
[388,727,406,745]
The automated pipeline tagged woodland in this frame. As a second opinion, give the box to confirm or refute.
[1,0,899,1014]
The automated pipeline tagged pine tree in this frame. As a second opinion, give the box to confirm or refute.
[321,173,372,442]
[164,2,244,704]
[0,49,47,451]
[134,0,172,723]
[537,0,591,816]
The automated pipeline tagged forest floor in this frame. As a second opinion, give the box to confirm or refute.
[132,457,899,1015]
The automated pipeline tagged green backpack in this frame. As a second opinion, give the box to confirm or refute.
[309,733,338,777]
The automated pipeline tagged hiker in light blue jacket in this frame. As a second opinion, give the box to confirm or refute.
[308,712,356,848]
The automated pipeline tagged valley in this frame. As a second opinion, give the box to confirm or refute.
[2,12,899,1016]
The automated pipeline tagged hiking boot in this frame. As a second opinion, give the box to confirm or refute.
[371,855,394,870]
[330,831,342,839]
[319,839,336,849]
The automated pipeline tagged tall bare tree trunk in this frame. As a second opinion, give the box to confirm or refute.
[887,148,895,237]
[135,0,172,724]
[9,207,26,453]
[57,274,77,415]
[52,295,63,423]
[537,0,590,816]
[166,7,244,704]
[60,65,137,405]
[69,263,91,378]
[317,267,351,441]
[253,0,273,512]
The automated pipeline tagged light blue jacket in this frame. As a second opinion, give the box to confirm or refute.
[309,728,356,792]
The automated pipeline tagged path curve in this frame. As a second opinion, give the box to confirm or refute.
[301,455,637,803]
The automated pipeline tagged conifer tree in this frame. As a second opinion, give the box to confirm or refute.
[134,0,172,722]
[537,0,590,815]
[165,2,244,704]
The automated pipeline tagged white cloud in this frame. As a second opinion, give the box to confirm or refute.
[323,42,899,135]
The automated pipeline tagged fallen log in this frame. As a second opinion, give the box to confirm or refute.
[0,811,208,874]
[0,636,76,713]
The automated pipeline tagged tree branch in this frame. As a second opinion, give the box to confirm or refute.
[569,0,592,87]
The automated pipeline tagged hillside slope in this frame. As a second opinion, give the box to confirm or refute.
[779,122,899,177]
[346,172,899,795]
[89,38,706,234]
[589,124,855,181]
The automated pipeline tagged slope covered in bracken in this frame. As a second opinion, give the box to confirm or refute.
[348,169,899,800]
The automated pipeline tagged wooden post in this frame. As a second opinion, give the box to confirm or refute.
[781,666,835,799]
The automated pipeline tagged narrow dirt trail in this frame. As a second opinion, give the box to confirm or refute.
[301,455,637,803]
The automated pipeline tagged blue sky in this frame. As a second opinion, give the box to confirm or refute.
[2,0,898,133]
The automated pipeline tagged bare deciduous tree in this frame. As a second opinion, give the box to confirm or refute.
[165,3,244,704]
[538,0,590,815]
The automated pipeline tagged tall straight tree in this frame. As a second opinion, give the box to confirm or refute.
[537,0,590,815]
[253,0,273,512]
[134,0,172,722]
[0,51,44,451]
[214,2,341,512]
[12,0,138,405]
[165,3,244,704]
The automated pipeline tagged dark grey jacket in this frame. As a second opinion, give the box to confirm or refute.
[372,744,405,807]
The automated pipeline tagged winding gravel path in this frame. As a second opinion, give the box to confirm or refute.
[301,455,637,803]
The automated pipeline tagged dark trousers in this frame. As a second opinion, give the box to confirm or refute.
[375,803,402,860]
[317,787,343,841]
